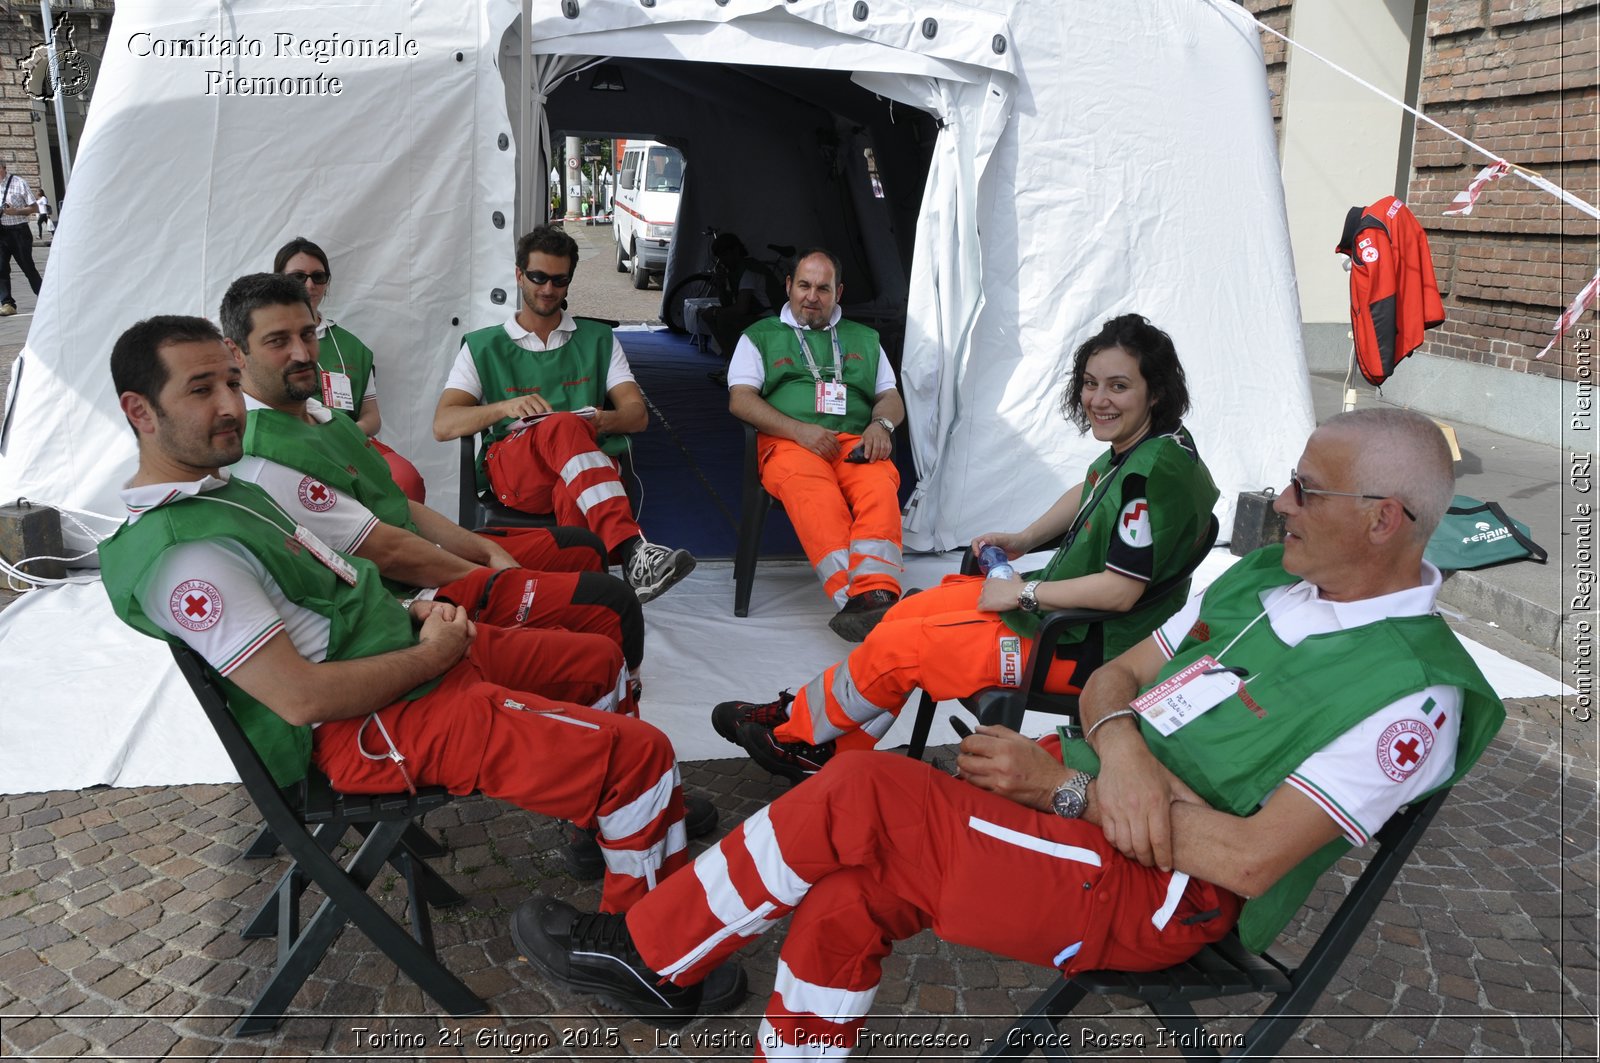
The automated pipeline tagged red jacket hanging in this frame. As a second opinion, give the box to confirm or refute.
[1335,196,1445,386]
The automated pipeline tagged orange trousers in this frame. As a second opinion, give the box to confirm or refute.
[758,432,902,606]
[776,575,1089,751]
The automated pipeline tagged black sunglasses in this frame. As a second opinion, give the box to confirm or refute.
[285,270,330,285]
[1289,470,1417,522]
[521,269,572,288]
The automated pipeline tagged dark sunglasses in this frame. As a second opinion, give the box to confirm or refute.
[285,270,330,285]
[1289,470,1417,522]
[520,269,572,288]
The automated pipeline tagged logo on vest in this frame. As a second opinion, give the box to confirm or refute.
[1118,498,1152,548]
[1187,620,1211,642]
[1376,719,1433,782]
[997,636,1022,687]
[170,579,223,632]
[297,477,336,512]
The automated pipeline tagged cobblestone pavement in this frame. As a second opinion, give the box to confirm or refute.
[0,693,1594,1061]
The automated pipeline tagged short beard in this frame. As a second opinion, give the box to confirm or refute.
[284,370,320,402]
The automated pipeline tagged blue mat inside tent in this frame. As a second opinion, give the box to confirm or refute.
[618,328,803,560]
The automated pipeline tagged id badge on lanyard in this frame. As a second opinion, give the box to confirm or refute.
[293,524,360,586]
[321,370,355,411]
[1129,653,1241,736]
[816,379,848,416]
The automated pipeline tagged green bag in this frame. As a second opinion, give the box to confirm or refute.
[1425,495,1547,571]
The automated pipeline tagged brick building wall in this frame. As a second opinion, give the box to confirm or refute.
[1243,0,1598,385]
[0,2,114,195]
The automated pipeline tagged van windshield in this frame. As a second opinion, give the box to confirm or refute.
[644,147,684,193]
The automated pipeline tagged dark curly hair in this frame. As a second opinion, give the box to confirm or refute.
[1061,313,1190,438]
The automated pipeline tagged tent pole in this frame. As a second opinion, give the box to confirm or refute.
[519,0,536,231]
[40,0,72,184]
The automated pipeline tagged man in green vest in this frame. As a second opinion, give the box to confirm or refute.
[99,316,751,980]
[727,249,907,641]
[512,409,1505,1042]
[219,272,648,688]
[433,225,694,604]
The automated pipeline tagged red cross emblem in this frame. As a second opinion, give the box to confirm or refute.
[297,476,336,512]
[169,579,223,632]
[1376,719,1433,782]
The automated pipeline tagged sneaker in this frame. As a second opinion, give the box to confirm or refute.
[826,588,900,642]
[625,542,697,604]
[0,304,14,317]
[711,690,794,744]
[511,896,712,1027]
[560,794,721,881]
[737,721,836,783]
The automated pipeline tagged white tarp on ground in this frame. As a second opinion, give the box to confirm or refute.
[0,554,1570,793]
[0,0,1318,791]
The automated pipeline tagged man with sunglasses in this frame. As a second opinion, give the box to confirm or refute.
[512,408,1506,1045]
[434,225,695,603]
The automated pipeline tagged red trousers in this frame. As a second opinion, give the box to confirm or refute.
[435,538,644,672]
[758,433,901,606]
[778,575,1086,751]
[485,413,640,558]
[371,438,426,504]
[313,624,685,911]
[628,751,1238,1057]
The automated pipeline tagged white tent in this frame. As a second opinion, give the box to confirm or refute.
[0,0,1319,791]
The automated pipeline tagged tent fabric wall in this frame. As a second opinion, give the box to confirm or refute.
[0,0,1315,792]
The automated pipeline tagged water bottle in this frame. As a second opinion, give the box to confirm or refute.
[977,543,1018,581]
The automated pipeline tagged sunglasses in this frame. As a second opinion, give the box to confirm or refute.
[1289,470,1417,522]
[285,270,330,285]
[520,269,572,288]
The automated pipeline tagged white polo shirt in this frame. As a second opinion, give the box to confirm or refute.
[1152,561,1462,846]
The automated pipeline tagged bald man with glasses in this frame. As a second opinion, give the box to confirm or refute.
[434,224,695,603]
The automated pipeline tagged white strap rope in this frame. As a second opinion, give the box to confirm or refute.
[1,499,120,590]
[1211,0,1600,222]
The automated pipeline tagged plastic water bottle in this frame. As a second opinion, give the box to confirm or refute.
[977,544,1018,581]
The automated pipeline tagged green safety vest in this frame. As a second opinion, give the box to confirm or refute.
[744,315,882,434]
[317,322,375,414]
[463,320,628,492]
[99,479,438,787]
[1060,546,1505,951]
[1003,427,1218,661]
[241,404,415,534]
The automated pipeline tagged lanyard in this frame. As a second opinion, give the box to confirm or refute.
[1048,434,1155,566]
[323,322,348,375]
[189,488,297,536]
[790,324,843,384]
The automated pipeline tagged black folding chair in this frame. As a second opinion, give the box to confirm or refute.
[733,424,789,616]
[905,514,1220,760]
[981,787,1453,1060]
[169,644,486,1035]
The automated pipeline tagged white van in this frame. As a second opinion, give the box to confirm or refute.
[612,140,683,290]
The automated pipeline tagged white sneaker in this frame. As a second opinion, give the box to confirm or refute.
[624,542,696,604]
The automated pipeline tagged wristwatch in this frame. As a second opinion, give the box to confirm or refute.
[873,416,896,434]
[1050,771,1095,819]
[1017,579,1042,613]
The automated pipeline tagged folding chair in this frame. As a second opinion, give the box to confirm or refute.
[981,786,1453,1061]
[733,424,788,616]
[904,514,1219,760]
[169,644,486,1035]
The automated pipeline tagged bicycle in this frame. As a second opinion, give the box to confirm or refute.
[662,226,794,334]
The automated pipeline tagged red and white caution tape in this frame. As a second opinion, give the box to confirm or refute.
[1537,269,1600,359]
[1443,161,1511,216]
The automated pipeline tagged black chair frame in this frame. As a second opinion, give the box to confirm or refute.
[981,787,1453,1061]
[734,424,785,617]
[905,514,1220,760]
[170,644,486,1035]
